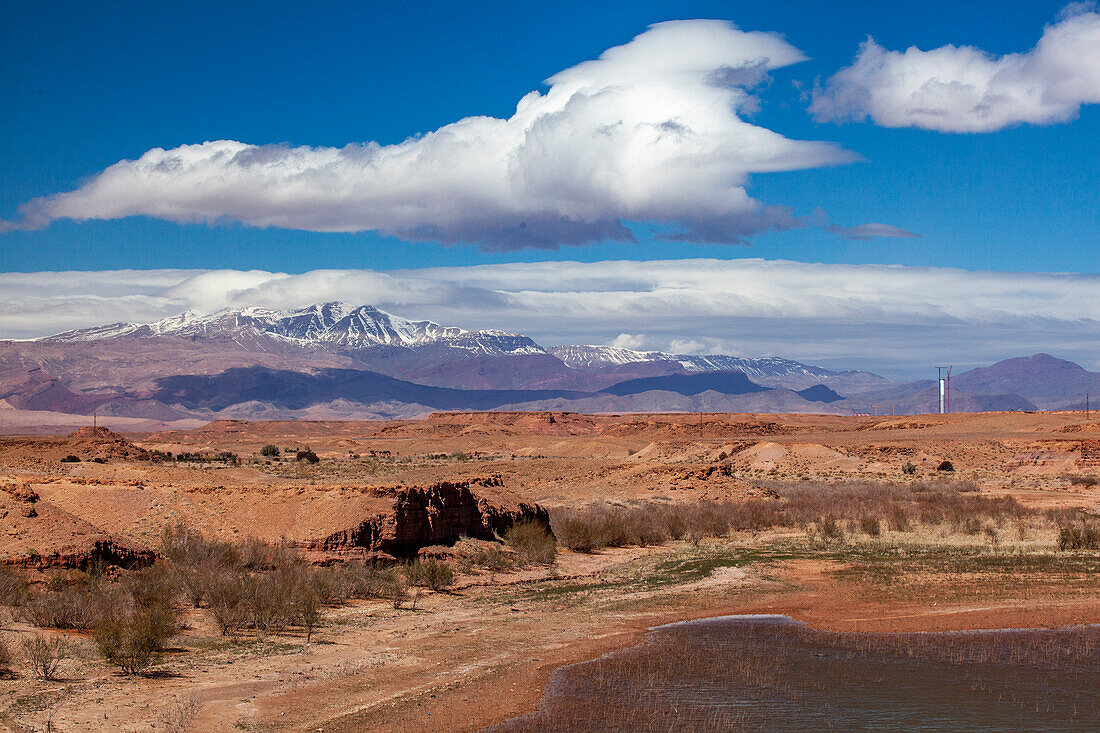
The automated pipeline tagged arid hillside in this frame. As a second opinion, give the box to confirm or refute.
[1,410,1098,733]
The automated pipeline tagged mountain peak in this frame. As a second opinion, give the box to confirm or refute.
[42,302,544,357]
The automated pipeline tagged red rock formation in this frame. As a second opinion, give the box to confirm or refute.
[312,476,550,557]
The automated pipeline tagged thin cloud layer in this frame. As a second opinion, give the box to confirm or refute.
[826,223,920,241]
[812,5,1100,132]
[3,21,857,249]
[3,260,1099,377]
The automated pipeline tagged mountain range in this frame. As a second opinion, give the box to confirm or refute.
[1,302,1096,427]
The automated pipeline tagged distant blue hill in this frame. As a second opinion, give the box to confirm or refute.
[600,371,769,397]
[796,385,844,403]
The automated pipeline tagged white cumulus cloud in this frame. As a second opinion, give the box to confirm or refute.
[3,20,860,249]
[812,5,1100,132]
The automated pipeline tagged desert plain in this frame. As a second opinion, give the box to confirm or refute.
[1,408,1099,731]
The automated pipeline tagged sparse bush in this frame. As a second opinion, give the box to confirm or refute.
[241,569,300,637]
[1067,474,1100,487]
[175,562,220,607]
[1058,520,1100,550]
[406,559,455,591]
[551,509,604,553]
[886,507,911,532]
[330,564,405,601]
[160,523,240,569]
[682,504,730,545]
[0,636,10,675]
[60,454,80,463]
[260,444,280,457]
[937,460,955,472]
[0,567,29,607]
[392,583,409,610]
[162,698,199,733]
[23,581,127,631]
[551,499,778,553]
[296,449,319,464]
[819,517,845,543]
[96,611,173,675]
[296,588,322,642]
[21,634,72,680]
[455,542,514,574]
[206,574,248,638]
[957,516,984,535]
[504,521,557,565]
[124,564,180,611]
[858,516,881,537]
[902,461,917,475]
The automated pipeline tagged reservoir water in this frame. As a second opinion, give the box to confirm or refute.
[487,615,1100,732]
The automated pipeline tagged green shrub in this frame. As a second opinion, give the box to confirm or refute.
[296,449,319,464]
[260,444,280,457]
[1067,474,1100,487]
[902,461,917,475]
[60,455,80,463]
[504,521,557,565]
[406,559,455,591]
[937,460,955,472]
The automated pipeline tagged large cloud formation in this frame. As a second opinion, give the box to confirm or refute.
[3,20,858,249]
[2,260,1099,377]
[812,4,1100,132]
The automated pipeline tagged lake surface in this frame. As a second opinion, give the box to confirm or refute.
[486,615,1100,732]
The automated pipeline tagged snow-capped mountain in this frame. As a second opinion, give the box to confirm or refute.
[547,344,668,368]
[44,302,546,357]
[547,344,838,379]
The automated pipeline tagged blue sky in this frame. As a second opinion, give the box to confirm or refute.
[2,0,1096,273]
[2,1,1099,375]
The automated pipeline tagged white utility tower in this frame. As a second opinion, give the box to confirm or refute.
[936,366,951,414]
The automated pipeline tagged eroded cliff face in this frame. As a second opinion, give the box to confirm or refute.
[1,478,156,570]
[4,539,156,571]
[313,476,550,557]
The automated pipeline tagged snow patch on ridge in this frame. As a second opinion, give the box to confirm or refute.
[548,344,838,379]
[43,302,546,357]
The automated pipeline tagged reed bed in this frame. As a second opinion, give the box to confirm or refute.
[549,479,1046,553]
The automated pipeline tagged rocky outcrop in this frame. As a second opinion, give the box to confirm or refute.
[4,538,156,571]
[1,478,39,503]
[0,477,154,570]
[312,476,550,557]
